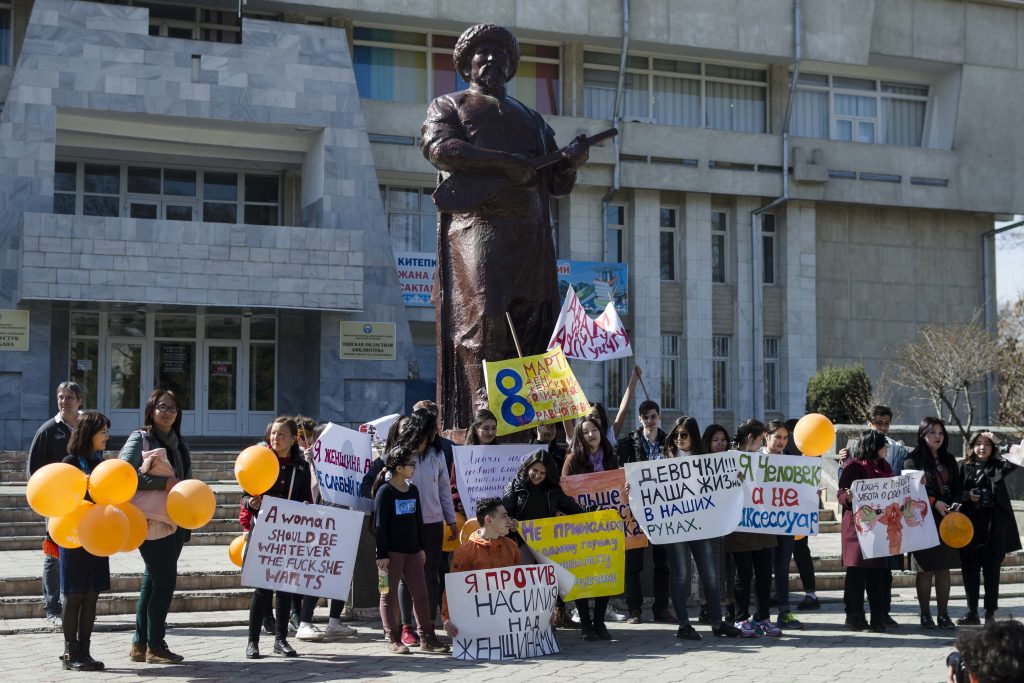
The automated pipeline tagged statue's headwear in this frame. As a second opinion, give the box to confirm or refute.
[453,23,520,82]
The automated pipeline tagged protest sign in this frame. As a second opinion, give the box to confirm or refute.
[358,413,402,446]
[851,471,938,559]
[623,455,743,544]
[519,509,624,601]
[736,452,822,536]
[453,444,541,517]
[560,469,647,549]
[395,252,436,307]
[547,285,632,361]
[311,423,372,512]
[1007,441,1024,467]
[241,496,362,599]
[557,260,628,314]
[482,347,589,436]
[444,565,560,661]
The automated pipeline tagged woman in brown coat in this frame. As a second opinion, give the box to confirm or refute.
[837,430,893,632]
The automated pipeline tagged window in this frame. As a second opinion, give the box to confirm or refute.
[712,335,730,411]
[711,210,727,283]
[791,72,929,147]
[380,185,437,253]
[0,2,11,66]
[584,51,767,132]
[606,204,624,263]
[70,311,100,409]
[604,357,630,420]
[762,213,776,285]
[249,316,276,412]
[660,208,677,281]
[661,335,680,410]
[353,27,561,114]
[764,336,780,412]
[54,162,281,226]
[139,2,241,44]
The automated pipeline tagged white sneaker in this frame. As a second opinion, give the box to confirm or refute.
[607,608,628,622]
[324,622,356,639]
[295,623,325,641]
[45,614,62,630]
[570,608,581,624]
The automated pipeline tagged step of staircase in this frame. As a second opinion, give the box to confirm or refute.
[0,530,242,551]
[0,503,240,524]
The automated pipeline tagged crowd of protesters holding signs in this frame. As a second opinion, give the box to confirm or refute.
[24,374,1024,675]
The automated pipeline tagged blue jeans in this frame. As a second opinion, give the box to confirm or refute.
[773,535,795,613]
[43,553,62,617]
[665,539,721,626]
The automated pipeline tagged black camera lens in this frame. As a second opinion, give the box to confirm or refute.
[946,651,966,683]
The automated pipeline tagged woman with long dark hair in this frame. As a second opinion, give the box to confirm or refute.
[59,411,112,671]
[562,414,617,640]
[904,417,962,629]
[119,389,193,664]
[760,420,803,631]
[698,423,736,625]
[837,430,893,631]
[957,431,1021,625]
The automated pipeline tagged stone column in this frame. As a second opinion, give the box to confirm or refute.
[782,200,817,419]
[682,192,712,427]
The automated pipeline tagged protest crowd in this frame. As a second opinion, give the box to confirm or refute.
[25,376,1023,679]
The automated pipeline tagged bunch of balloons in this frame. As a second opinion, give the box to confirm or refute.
[227,445,279,568]
[27,458,216,557]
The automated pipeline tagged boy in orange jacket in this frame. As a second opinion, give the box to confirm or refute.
[442,497,521,636]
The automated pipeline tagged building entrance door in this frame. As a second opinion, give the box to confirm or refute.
[105,338,145,436]
[202,340,244,435]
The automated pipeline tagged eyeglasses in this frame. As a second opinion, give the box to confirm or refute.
[155,404,178,414]
[673,432,689,441]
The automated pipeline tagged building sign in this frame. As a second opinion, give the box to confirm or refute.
[339,322,396,360]
[395,252,436,307]
[394,253,629,314]
[0,310,29,351]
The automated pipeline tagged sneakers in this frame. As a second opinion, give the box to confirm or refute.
[797,595,820,611]
[386,640,410,655]
[324,622,357,639]
[735,619,757,638]
[606,607,628,622]
[957,612,981,626]
[570,608,581,624]
[712,621,741,637]
[400,625,420,647]
[754,619,782,637]
[45,614,62,630]
[676,624,701,641]
[626,610,642,624]
[420,634,451,654]
[288,612,300,633]
[920,613,936,629]
[776,611,804,630]
[295,623,325,641]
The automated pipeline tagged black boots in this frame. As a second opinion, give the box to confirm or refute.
[62,641,100,671]
[80,640,104,670]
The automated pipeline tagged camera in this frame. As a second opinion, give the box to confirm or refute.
[973,487,994,509]
[946,651,967,683]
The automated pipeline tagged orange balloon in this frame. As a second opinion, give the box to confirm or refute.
[116,502,148,552]
[78,504,130,557]
[793,413,835,457]
[88,459,139,505]
[47,501,95,549]
[443,512,467,552]
[460,518,481,544]
[234,445,279,496]
[939,511,974,549]
[27,463,88,518]
[166,479,216,529]
[228,535,246,568]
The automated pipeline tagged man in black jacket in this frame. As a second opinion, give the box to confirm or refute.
[27,381,84,628]
[615,399,673,623]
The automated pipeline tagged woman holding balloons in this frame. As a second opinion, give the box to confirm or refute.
[957,431,1021,626]
[903,417,962,630]
[58,411,113,671]
[242,417,312,659]
[119,389,193,664]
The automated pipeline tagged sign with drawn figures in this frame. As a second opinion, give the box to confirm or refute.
[557,260,628,315]
[560,469,647,549]
[623,455,744,544]
[395,255,628,314]
[548,285,632,361]
[339,321,396,360]
[0,310,29,351]
[737,452,822,537]
[453,444,542,518]
[851,471,939,559]
[395,252,436,307]
[519,509,624,601]
[240,497,362,599]
[311,423,373,512]
[482,347,589,437]
[444,565,560,661]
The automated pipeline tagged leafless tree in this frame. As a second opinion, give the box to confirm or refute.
[998,295,1024,428]
[890,311,1000,446]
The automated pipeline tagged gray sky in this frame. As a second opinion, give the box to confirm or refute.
[996,216,1024,305]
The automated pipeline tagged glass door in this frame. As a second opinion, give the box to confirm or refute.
[202,340,243,435]
[106,339,145,435]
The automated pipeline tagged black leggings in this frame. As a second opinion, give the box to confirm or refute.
[793,536,816,592]
[733,549,772,621]
[575,597,610,628]
[62,592,99,644]
[248,589,295,642]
